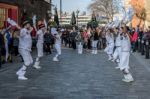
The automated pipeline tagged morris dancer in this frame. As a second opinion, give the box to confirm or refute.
[119,26,134,83]
[104,29,114,60]
[112,27,122,67]
[16,21,33,80]
[33,23,46,69]
[51,28,62,62]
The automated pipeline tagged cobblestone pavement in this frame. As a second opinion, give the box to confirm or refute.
[0,49,150,99]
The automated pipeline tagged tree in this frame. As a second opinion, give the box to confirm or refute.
[87,11,99,29]
[70,11,76,26]
[88,0,118,22]
[54,7,59,26]
[136,8,146,26]
[130,0,146,26]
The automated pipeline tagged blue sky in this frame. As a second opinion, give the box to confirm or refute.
[52,0,91,14]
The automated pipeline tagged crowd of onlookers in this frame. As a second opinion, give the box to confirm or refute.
[1,24,150,69]
[60,25,150,54]
[127,25,150,55]
[61,27,106,50]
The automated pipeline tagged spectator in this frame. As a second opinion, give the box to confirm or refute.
[65,29,70,47]
[131,28,138,52]
[70,27,78,49]
[44,31,52,54]
[75,30,84,54]
[101,29,106,49]
[91,28,100,54]
[83,28,90,50]
[143,28,150,41]
[4,28,13,63]
[61,28,66,45]
[0,31,5,68]
[68,29,72,48]
[139,28,144,40]
[12,29,19,56]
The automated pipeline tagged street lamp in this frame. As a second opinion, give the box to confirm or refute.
[60,0,62,25]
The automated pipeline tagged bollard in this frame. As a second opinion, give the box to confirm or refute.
[145,40,149,59]
[138,38,141,52]
[141,40,145,55]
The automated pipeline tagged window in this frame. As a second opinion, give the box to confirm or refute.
[0,8,7,29]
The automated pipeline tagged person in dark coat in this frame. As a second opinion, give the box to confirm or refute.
[0,31,5,68]
[44,31,52,54]
[12,30,19,56]
[65,29,70,47]
[91,27,100,54]
[70,27,78,49]
[68,30,72,48]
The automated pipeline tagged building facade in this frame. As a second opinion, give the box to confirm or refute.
[52,15,91,26]
[0,0,51,29]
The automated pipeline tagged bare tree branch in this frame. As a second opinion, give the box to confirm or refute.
[88,0,118,22]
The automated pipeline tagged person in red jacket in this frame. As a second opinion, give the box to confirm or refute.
[132,31,138,51]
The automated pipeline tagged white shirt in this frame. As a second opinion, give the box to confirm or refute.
[55,34,61,45]
[115,33,121,47]
[121,34,131,52]
[19,28,32,51]
[106,33,114,44]
[37,29,44,44]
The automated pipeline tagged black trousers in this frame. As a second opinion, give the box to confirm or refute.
[69,39,72,48]
[132,41,138,52]
[88,39,91,49]
[45,43,51,54]
[13,46,19,56]
[72,40,76,49]
[64,38,68,46]
[102,38,106,49]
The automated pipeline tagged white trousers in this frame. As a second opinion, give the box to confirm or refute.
[113,47,121,61]
[119,52,130,71]
[105,43,114,55]
[77,42,83,54]
[104,43,109,53]
[37,43,44,57]
[92,40,98,50]
[17,49,33,77]
[55,44,61,55]
[19,49,33,66]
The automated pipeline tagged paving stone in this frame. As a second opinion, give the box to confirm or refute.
[0,49,150,99]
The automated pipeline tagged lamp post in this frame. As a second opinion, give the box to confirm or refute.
[60,0,62,25]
